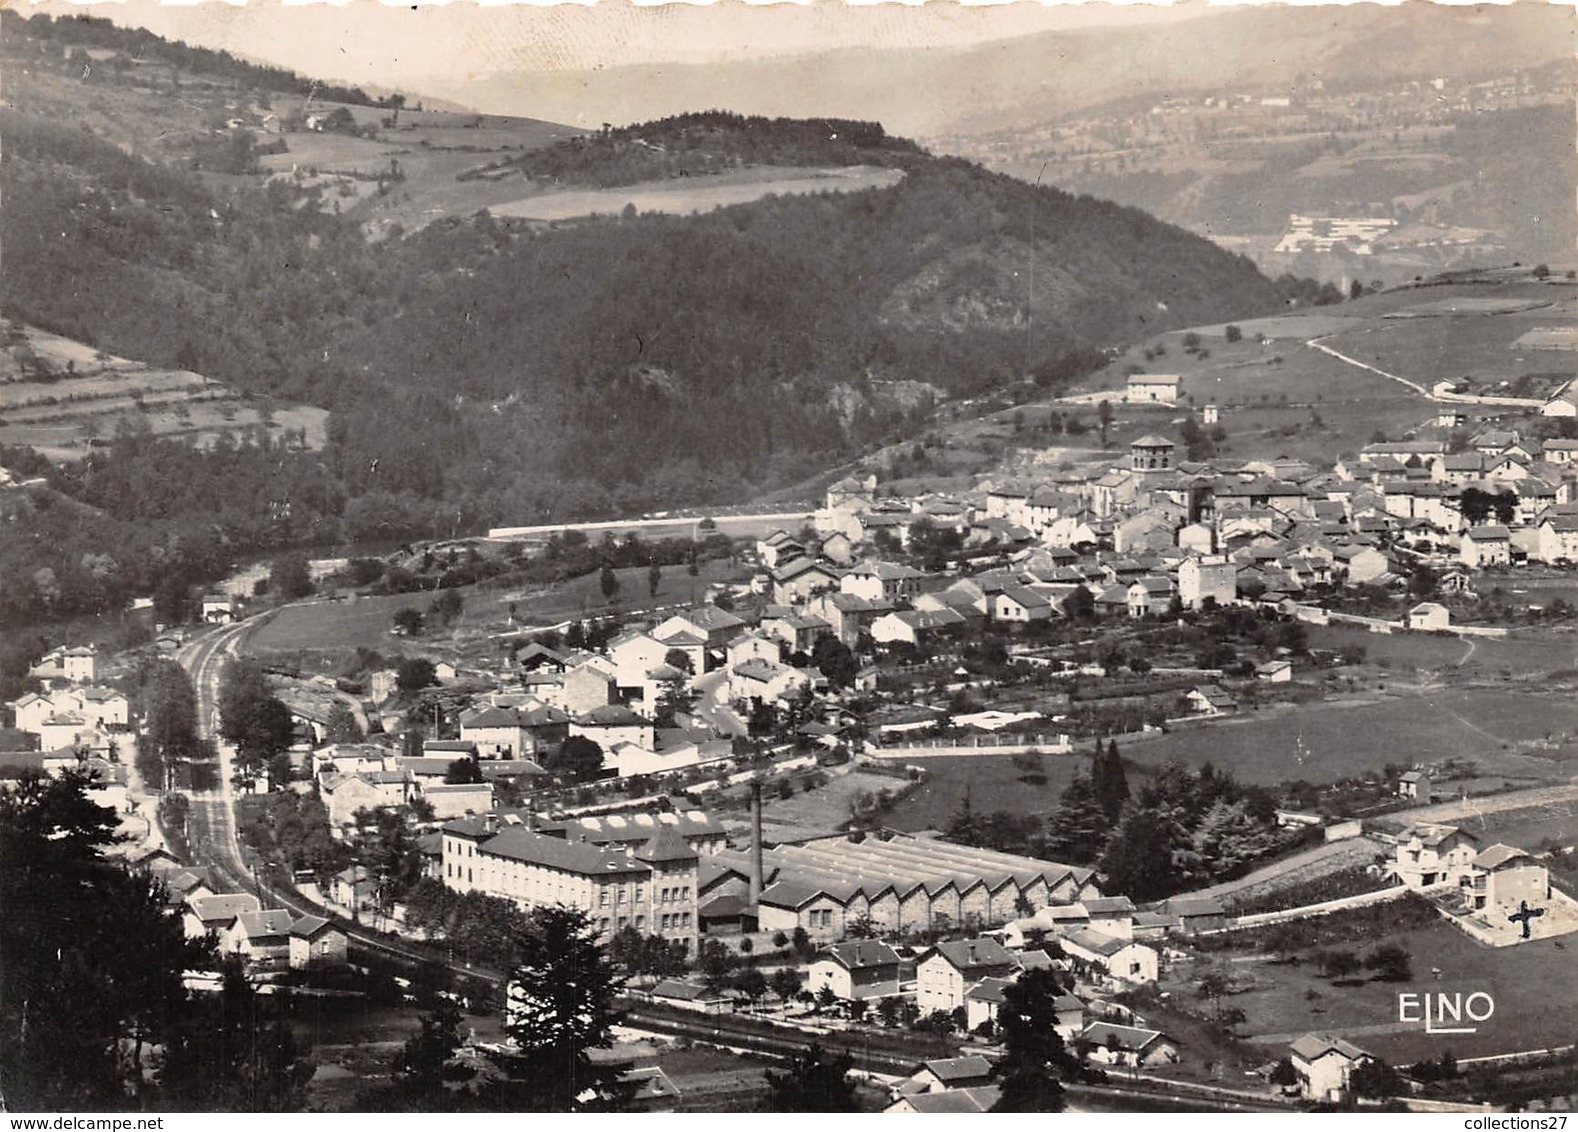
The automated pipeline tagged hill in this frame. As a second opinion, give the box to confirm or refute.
[0,10,1315,630]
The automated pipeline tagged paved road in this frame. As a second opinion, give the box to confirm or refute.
[1307,334,1544,408]
[1392,782,1578,827]
[692,669,750,738]
[1178,839,1382,904]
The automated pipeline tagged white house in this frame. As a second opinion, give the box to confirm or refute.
[1256,660,1294,683]
[808,940,901,1002]
[1059,928,1158,985]
[1541,382,1578,418]
[1460,525,1512,569]
[1290,1033,1370,1102]
[870,608,966,648]
[992,585,1054,624]
[1535,512,1578,564]
[202,594,239,624]
[915,938,1017,1016]
[1392,823,1478,889]
[1468,843,1550,917]
[1078,1021,1179,1068]
[1407,602,1451,631]
[1177,556,1236,611]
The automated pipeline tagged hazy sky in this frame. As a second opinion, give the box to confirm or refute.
[32,0,1222,88]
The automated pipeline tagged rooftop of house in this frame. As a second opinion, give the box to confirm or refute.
[237,909,297,939]
[923,937,1016,972]
[189,893,262,923]
[1290,1032,1369,1064]
[821,939,901,971]
[895,1086,1002,1114]
[1473,843,1532,871]
[1080,1020,1168,1051]
[920,1055,995,1084]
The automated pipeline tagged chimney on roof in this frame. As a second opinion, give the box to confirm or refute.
[967,944,977,963]
[483,812,500,835]
[524,810,538,832]
[749,779,765,905]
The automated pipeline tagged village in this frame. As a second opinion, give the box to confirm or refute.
[8,328,1578,1112]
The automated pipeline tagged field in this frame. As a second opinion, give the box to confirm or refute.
[1121,692,1578,787]
[754,768,926,841]
[882,751,1083,831]
[0,321,328,459]
[1194,916,1578,1064]
[245,558,749,655]
[1325,303,1576,399]
[883,686,1578,832]
[487,165,906,222]
[1307,624,1578,676]
[1033,279,1577,467]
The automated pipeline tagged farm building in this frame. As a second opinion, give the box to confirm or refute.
[700,834,1100,943]
[1126,375,1182,406]
[1397,770,1433,802]
[1407,603,1451,631]
[1059,928,1159,985]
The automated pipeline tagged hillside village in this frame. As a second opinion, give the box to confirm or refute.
[10,321,1578,1110]
[5,5,1578,1117]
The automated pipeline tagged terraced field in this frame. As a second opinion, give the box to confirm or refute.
[0,321,327,459]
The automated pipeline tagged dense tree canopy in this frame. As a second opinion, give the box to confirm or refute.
[217,659,295,775]
[0,771,309,1110]
[493,906,629,1111]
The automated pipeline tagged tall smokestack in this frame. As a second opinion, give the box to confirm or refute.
[749,779,765,905]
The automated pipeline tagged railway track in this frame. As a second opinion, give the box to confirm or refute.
[174,614,507,984]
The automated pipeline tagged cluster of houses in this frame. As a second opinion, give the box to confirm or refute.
[1387,821,1558,937]
[8,646,132,761]
[751,425,1578,650]
[128,845,349,975]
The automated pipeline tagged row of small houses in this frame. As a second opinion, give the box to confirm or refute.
[131,847,349,974]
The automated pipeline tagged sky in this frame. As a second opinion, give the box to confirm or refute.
[30,0,1221,89]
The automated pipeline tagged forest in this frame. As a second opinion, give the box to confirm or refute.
[1,9,375,105]
[502,111,926,188]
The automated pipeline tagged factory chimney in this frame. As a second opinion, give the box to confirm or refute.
[749,779,765,905]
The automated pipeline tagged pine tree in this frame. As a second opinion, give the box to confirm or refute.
[1091,739,1130,822]
[1042,774,1110,864]
[992,968,1076,1112]
[1098,807,1180,902]
[766,1044,859,1112]
[489,905,630,1111]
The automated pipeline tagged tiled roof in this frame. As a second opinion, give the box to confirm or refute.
[923,937,1016,972]
[1291,1032,1368,1063]
[823,939,900,971]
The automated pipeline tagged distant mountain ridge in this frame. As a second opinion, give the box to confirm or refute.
[410,4,1572,139]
